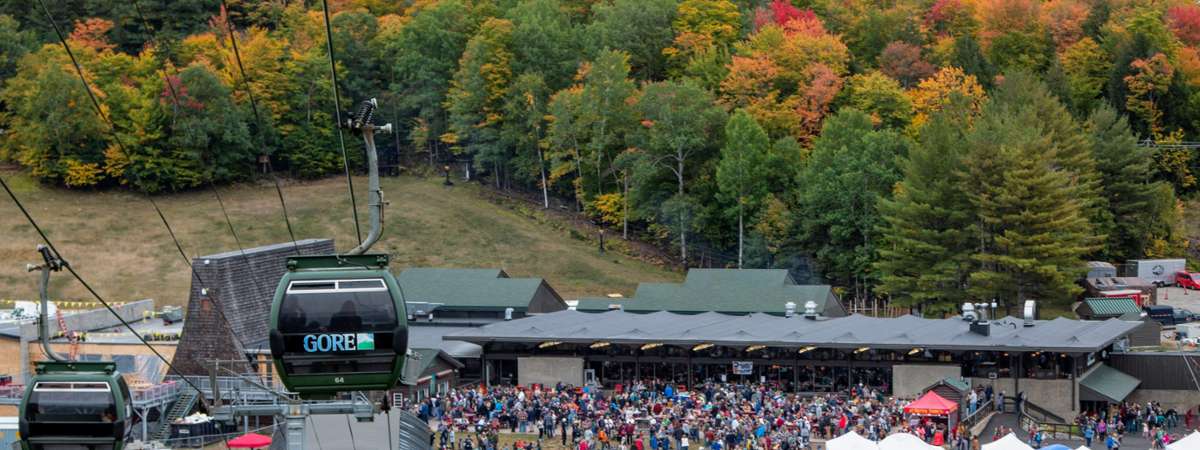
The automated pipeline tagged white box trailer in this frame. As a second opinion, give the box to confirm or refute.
[1125,259,1187,286]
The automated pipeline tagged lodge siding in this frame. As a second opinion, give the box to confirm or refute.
[172,239,335,375]
[1108,352,1195,390]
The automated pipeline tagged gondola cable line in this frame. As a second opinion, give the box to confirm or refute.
[23,2,289,447]
[267,97,411,396]
[193,0,307,256]
[34,0,256,383]
[261,0,413,397]
[317,0,364,246]
[130,0,288,386]
[2,175,214,449]
[21,0,415,445]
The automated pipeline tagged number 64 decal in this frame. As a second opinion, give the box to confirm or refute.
[334,377,345,384]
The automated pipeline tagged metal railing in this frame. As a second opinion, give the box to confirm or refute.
[155,423,276,449]
[1017,399,1081,440]
[165,375,291,402]
[961,399,994,429]
[132,380,182,407]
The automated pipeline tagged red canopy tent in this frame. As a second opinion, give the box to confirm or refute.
[227,433,272,449]
[904,391,959,416]
[905,390,961,439]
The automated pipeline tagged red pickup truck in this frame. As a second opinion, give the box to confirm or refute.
[1176,270,1200,290]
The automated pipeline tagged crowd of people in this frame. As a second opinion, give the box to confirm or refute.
[413,380,983,450]
[1072,401,1186,449]
[407,380,1200,450]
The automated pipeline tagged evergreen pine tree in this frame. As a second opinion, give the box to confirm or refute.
[1087,105,1181,260]
[875,101,975,315]
[964,107,1100,311]
[989,72,1105,245]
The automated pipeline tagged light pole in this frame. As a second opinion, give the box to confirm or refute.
[443,164,453,186]
[599,228,606,255]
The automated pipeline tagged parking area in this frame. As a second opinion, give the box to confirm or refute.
[1156,286,1200,312]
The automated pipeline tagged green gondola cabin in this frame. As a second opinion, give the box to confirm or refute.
[269,254,409,396]
[19,361,133,450]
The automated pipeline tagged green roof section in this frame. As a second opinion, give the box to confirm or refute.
[410,348,464,377]
[1083,298,1143,317]
[1080,364,1141,403]
[397,268,563,311]
[939,377,970,392]
[576,269,841,316]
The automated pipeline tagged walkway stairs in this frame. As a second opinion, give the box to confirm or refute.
[152,388,198,441]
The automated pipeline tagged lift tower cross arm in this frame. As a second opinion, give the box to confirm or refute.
[346,98,392,256]
[26,245,67,363]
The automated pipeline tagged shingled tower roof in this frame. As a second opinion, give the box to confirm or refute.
[171,239,335,375]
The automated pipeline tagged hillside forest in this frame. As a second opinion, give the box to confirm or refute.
[0,0,1195,314]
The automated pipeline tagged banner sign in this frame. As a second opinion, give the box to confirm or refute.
[303,333,375,352]
[732,361,753,375]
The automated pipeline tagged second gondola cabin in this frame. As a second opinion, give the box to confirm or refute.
[20,361,133,450]
[269,254,409,396]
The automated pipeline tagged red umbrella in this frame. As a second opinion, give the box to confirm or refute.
[227,433,272,449]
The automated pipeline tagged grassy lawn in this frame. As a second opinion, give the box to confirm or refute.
[0,169,680,307]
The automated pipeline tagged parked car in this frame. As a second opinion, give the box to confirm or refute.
[1144,305,1178,327]
[1174,308,1196,323]
[1177,271,1200,290]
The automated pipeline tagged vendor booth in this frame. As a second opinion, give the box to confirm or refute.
[903,391,959,439]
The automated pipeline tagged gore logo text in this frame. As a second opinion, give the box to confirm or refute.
[303,333,375,352]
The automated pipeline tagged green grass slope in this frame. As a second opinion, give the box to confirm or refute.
[0,170,679,306]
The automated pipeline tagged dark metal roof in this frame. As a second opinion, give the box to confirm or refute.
[444,310,1141,353]
[410,325,483,358]
[411,348,465,377]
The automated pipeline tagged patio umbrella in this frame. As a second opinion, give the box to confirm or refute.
[227,433,272,449]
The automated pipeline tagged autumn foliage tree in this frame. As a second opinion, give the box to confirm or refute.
[0,0,1194,298]
[1168,5,1200,46]
[878,41,935,88]
[908,66,987,128]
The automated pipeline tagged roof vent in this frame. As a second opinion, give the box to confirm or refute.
[785,302,796,318]
[962,303,976,321]
[505,307,514,321]
[803,301,818,319]
[1023,300,1036,327]
[969,320,991,336]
